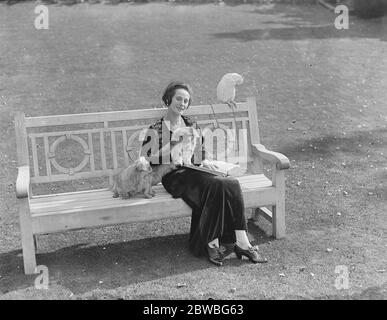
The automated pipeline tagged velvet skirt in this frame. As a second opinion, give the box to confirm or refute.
[161,167,247,257]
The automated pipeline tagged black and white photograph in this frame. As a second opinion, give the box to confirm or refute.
[0,0,386,303]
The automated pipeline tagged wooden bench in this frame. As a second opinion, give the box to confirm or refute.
[15,96,290,274]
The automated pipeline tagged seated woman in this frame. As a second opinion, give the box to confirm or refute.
[141,81,267,266]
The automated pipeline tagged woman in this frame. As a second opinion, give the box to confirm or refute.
[141,81,267,266]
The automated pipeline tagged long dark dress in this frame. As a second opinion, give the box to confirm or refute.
[141,116,247,257]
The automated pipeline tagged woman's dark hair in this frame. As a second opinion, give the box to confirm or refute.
[162,81,193,107]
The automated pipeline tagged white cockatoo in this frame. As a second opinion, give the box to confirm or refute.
[216,73,244,125]
[215,73,244,153]
[217,73,243,108]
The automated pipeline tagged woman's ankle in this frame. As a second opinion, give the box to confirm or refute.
[236,241,250,250]
[235,230,251,250]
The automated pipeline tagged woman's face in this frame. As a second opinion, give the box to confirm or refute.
[168,88,190,114]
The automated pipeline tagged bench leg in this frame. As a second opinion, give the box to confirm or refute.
[19,198,37,274]
[273,170,286,239]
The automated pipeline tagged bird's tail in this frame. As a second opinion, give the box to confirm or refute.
[226,101,239,154]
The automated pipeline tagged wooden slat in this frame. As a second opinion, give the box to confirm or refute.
[25,109,167,127]
[100,131,107,170]
[14,112,29,166]
[30,182,271,215]
[88,132,95,172]
[29,178,271,209]
[24,103,250,128]
[30,176,273,215]
[256,207,273,223]
[236,121,248,161]
[31,194,174,215]
[247,96,260,144]
[31,197,192,234]
[31,187,111,199]
[111,131,118,169]
[236,174,270,183]
[30,171,271,187]
[241,181,272,189]
[28,125,148,140]
[19,198,37,274]
[272,168,286,238]
[30,185,166,202]
[247,97,263,174]
[30,136,40,177]
[122,129,129,166]
[30,186,275,234]
[30,169,118,183]
[43,136,51,176]
[29,167,271,184]
[30,187,169,208]
[29,176,266,202]
[196,117,249,127]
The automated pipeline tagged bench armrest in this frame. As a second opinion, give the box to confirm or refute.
[252,144,290,170]
[16,166,30,199]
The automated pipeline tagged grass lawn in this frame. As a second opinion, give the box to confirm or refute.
[0,1,386,299]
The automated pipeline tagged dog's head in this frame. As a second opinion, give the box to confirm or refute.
[135,156,152,173]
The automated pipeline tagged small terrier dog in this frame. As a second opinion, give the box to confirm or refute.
[111,156,154,199]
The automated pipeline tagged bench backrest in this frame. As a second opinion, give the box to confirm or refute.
[15,97,261,190]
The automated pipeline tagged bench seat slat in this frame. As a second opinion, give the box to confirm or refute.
[29,174,274,234]
[31,191,173,214]
[31,185,167,203]
[30,175,271,213]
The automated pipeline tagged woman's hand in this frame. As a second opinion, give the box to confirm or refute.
[202,159,219,171]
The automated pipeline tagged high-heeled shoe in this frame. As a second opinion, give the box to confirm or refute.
[207,245,223,266]
[219,242,235,260]
[234,244,268,263]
